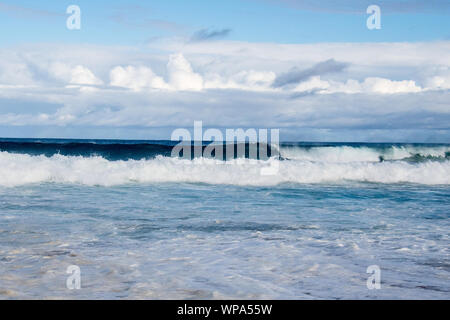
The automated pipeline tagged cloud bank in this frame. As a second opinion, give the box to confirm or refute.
[0,40,449,141]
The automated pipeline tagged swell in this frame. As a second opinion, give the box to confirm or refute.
[0,140,278,161]
[0,141,174,161]
[0,139,448,163]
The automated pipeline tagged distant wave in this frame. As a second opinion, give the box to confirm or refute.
[281,145,450,163]
[0,151,449,187]
[0,140,448,163]
[0,140,277,161]
[0,141,174,161]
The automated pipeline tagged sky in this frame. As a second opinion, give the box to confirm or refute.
[0,0,449,142]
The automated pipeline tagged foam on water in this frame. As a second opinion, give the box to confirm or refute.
[1,182,448,299]
[0,151,449,187]
[280,145,450,162]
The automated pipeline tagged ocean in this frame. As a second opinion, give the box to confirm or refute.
[0,139,449,299]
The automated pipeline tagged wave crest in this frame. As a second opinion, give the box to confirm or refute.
[280,145,449,163]
[0,152,449,187]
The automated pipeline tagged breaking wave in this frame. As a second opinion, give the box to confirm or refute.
[0,151,449,187]
[280,145,450,163]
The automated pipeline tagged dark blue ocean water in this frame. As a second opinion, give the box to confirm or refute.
[0,139,448,299]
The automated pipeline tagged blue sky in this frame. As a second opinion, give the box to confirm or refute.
[1,0,449,45]
[0,1,449,141]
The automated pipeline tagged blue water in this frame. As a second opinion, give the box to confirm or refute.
[0,139,449,299]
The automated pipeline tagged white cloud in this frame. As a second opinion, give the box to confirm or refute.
[48,62,103,86]
[167,53,203,91]
[293,76,423,94]
[204,70,276,91]
[293,76,330,92]
[426,74,450,90]
[0,62,34,85]
[329,77,423,94]
[0,41,448,141]
[70,65,103,85]
[360,77,422,94]
[110,65,169,91]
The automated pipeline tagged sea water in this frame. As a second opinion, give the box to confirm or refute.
[0,139,448,299]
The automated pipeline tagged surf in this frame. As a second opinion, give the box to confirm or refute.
[0,151,449,187]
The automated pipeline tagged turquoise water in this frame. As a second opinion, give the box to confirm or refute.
[0,140,449,299]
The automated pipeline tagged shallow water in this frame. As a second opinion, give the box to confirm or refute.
[0,182,448,299]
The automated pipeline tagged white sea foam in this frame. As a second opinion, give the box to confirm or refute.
[280,145,449,162]
[0,151,449,187]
